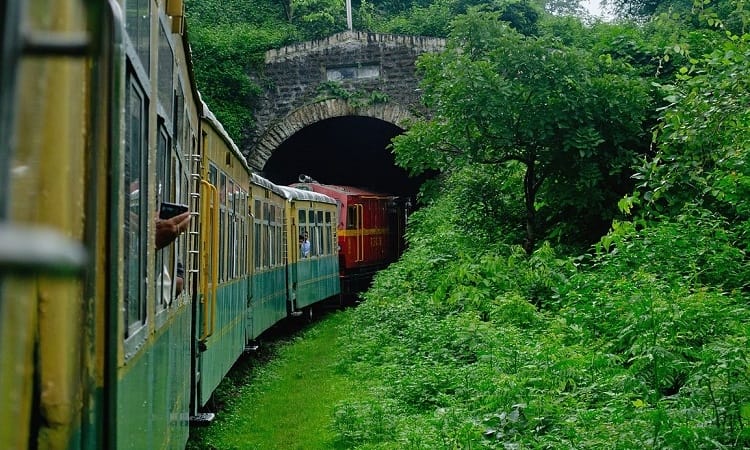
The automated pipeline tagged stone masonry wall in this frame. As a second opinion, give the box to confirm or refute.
[245,31,446,170]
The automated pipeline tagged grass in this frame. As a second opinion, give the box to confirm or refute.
[187,309,365,450]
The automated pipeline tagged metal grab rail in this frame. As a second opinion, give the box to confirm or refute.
[355,204,364,262]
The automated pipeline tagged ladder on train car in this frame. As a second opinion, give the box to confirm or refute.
[187,139,216,425]
[187,144,202,292]
[282,214,289,264]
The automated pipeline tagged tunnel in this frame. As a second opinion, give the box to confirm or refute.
[260,116,427,197]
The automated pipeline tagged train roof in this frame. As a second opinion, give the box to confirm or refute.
[292,182,396,199]
[199,95,252,173]
[278,185,337,205]
[251,173,287,198]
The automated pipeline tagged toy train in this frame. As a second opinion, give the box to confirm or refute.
[0,1,407,449]
[293,176,411,296]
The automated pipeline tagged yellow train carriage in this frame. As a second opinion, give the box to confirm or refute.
[194,101,252,410]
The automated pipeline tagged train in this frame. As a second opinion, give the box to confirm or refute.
[293,177,411,296]
[0,1,406,449]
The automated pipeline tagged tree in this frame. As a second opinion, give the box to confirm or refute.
[189,23,298,144]
[636,25,750,230]
[391,10,651,253]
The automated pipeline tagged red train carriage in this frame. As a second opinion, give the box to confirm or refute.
[293,177,410,295]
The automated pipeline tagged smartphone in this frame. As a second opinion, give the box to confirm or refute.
[159,202,189,219]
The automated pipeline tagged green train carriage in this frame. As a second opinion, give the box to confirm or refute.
[113,0,198,446]
[0,0,345,448]
[1,0,202,448]
[279,186,341,314]
[249,173,290,340]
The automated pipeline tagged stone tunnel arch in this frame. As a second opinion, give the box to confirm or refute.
[260,111,429,197]
[247,99,414,171]
[244,31,445,196]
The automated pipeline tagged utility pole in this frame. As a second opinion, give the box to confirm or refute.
[346,0,352,30]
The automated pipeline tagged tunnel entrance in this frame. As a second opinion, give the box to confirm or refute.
[261,116,425,196]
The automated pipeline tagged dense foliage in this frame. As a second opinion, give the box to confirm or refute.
[185,0,750,446]
[392,11,652,252]
[331,6,750,448]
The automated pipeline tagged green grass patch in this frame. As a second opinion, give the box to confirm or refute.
[188,310,368,450]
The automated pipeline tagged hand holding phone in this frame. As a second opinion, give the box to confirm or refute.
[155,203,190,250]
[159,202,189,219]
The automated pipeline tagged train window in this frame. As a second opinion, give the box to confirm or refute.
[219,172,226,281]
[244,191,249,273]
[238,190,245,275]
[325,211,332,254]
[232,183,238,277]
[209,164,217,186]
[263,202,270,267]
[157,22,173,121]
[174,81,183,153]
[276,220,283,265]
[155,122,172,311]
[317,211,324,256]
[307,210,316,257]
[228,180,235,278]
[125,0,151,73]
[236,186,241,276]
[227,181,234,213]
[219,172,226,205]
[182,110,191,159]
[254,200,261,269]
[298,208,306,251]
[208,163,218,285]
[124,69,149,339]
[347,205,358,229]
[269,205,276,267]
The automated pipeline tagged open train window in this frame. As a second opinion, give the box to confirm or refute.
[155,121,172,313]
[308,210,316,256]
[298,208,308,258]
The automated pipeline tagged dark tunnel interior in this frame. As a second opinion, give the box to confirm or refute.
[261,116,428,198]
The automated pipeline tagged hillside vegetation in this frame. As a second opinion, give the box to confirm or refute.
[186,0,750,446]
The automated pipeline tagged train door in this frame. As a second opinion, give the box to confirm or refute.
[198,162,219,343]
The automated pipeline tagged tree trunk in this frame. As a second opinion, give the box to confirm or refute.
[523,161,536,255]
